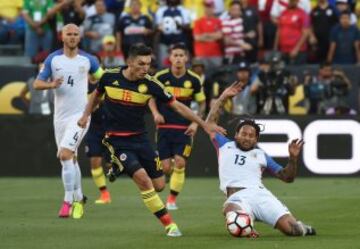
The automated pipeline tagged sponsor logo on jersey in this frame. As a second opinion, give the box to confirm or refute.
[112,80,120,86]
[163,89,172,98]
[138,84,148,93]
[79,66,86,73]
[184,80,192,89]
[120,153,127,161]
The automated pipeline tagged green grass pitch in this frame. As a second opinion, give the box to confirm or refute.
[0,177,359,249]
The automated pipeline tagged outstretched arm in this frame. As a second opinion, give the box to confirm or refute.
[206,82,244,139]
[275,139,304,183]
[169,100,226,136]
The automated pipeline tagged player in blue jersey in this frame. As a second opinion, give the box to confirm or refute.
[148,43,206,210]
[206,82,316,237]
[34,24,104,219]
[78,44,225,237]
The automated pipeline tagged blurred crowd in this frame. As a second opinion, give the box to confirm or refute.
[206,55,356,116]
[1,0,360,65]
[1,0,358,115]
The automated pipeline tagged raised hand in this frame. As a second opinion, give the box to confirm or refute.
[288,139,304,159]
[203,122,227,137]
[221,81,244,99]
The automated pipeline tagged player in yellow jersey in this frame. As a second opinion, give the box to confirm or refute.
[149,43,206,210]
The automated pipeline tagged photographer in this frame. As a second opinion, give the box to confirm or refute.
[304,63,351,114]
[256,53,296,114]
[303,62,332,114]
[231,61,261,115]
[325,68,352,114]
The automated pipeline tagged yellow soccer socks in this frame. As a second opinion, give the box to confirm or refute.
[91,167,111,204]
[91,167,106,189]
[141,188,174,227]
[167,167,185,205]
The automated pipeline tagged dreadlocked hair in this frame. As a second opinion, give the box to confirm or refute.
[235,119,262,138]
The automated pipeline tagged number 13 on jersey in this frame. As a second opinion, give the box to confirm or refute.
[234,154,246,166]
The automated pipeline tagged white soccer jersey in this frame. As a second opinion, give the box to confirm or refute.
[37,49,101,122]
[212,133,283,193]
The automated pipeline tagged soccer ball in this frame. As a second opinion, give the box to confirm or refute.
[226,211,254,237]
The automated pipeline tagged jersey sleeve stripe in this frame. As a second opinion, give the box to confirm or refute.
[187,69,202,82]
[213,133,231,148]
[154,68,169,79]
[36,50,63,81]
[92,67,104,80]
[265,154,283,174]
[145,74,166,89]
[194,92,206,102]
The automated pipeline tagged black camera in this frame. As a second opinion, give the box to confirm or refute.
[330,76,348,97]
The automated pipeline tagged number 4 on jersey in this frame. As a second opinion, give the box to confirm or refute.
[73,132,79,143]
[67,76,74,87]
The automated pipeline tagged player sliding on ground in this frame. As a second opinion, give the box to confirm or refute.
[205,82,317,237]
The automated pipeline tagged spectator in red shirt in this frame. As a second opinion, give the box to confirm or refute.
[193,0,223,70]
[274,0,310,64]
[237,0,277,51]
[221,0,252,65]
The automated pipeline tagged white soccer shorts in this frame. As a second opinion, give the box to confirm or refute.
[54,114,90,155]
[224,186,291,227]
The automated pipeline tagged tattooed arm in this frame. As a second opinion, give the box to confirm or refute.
[206,82,244,139]
[275,139,304,183]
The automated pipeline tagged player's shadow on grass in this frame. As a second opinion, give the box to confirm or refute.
[183,230,321,241]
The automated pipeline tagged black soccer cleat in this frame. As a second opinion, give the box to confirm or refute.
[297,221,316,236]
[82,195,88,204]
[305,226,316,236]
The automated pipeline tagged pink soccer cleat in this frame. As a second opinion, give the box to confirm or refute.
[58,201,72,218]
